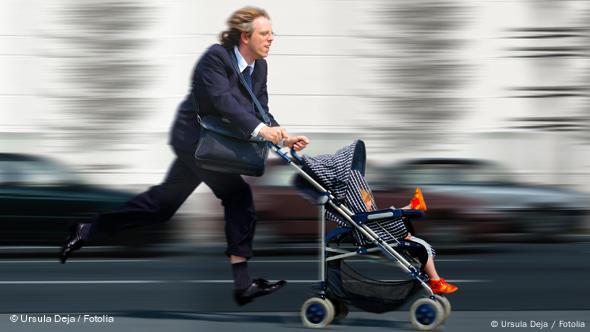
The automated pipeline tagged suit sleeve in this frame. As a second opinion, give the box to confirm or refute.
[198,50,262,137]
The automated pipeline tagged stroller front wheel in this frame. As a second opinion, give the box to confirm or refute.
[300,297,335,328]
[330,298,349,324]
[410,297,445,331]
[432,294,452,320]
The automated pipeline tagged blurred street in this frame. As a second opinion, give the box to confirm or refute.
[0,240,588,331]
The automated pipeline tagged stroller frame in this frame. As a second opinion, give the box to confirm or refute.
[271,144,450,330]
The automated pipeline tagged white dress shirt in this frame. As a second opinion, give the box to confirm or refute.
[233,47,266,138]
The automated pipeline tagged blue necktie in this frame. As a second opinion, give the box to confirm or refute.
[242,67,253,90]
[242,67,257,116]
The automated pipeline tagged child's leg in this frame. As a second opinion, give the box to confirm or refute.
[408,235,440,278]
[422,256,441,280]
[410,236,440,279]
[411,235,458,294]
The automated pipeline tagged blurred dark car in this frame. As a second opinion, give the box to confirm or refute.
[0,153,173,246]
[249,158,588,246]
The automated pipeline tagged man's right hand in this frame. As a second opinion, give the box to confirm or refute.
[258,126,287,145]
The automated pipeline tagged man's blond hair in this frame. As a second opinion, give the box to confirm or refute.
[220,7,270,48]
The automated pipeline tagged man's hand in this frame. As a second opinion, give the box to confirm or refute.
[284,135,310,151]
[259,126,287,144]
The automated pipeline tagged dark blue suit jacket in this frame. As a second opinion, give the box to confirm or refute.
[170,44,279,152]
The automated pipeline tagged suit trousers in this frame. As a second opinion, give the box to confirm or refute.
[90,147,257,258]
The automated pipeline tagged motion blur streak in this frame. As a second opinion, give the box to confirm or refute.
[0,1,589,246]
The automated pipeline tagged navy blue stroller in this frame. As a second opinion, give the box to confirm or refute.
[272,140,451,331]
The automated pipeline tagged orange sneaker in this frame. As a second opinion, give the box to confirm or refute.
[428,278,458,294]
[410,187,428,211]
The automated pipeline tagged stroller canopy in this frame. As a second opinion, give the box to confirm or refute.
[298,140,409,243]
[301,140,376,224]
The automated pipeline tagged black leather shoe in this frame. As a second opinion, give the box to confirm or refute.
[59,224,86,264]
[233,278,287,306]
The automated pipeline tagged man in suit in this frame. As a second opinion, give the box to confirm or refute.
[60,6,309,306]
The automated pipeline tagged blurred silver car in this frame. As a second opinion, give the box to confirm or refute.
[373,158,589,243]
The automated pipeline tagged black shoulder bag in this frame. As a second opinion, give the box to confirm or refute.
[193,51,271,177]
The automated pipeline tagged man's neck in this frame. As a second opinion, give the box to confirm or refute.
[238,45,255,65]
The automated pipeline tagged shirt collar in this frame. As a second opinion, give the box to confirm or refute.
[233,46,255,75]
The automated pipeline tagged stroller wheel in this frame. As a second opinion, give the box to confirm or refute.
[300,297,335,328]
[331,299,349,324]
[432,294,452,320]
[409,298,445,331]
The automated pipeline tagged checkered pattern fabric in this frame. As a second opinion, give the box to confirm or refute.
[301,140,409,244]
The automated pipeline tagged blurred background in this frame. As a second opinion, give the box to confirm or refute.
[1,1,590,327]
[1,0,588,248]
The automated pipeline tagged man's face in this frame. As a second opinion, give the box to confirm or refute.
[244,16,274,59]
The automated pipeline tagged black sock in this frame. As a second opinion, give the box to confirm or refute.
[232,261,251,290]
[77,223,93,241]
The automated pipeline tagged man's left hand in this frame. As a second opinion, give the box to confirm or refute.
[284,136,310,151]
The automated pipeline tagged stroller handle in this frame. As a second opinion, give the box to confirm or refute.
[270,143,305,165]
[290,147,304,165]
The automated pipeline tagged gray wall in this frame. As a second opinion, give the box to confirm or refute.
[1,0,589,191]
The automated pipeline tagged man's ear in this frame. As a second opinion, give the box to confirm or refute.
[240,31,250,45]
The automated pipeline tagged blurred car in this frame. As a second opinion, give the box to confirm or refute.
[248,158,588,246]
[374,158,589,244]
[0,153,173,246]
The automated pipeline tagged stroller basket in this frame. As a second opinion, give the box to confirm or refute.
[327,260,421,313]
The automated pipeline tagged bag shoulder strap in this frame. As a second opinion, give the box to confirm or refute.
[191,91,201,122]
[227,49,271,125]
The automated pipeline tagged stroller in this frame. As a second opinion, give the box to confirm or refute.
[271,140,451,331]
